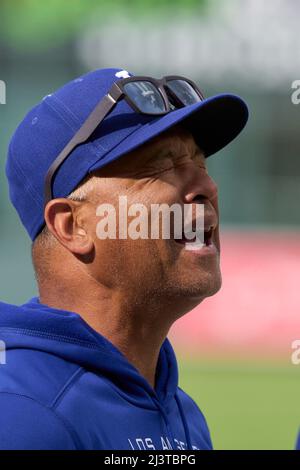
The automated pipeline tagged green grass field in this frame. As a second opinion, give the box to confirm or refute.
[178,358,300,450]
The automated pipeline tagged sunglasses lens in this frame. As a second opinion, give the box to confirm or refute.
[166,80,203,106]
[123,81,166,114]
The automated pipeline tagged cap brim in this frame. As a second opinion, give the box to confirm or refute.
[89,93,248,173]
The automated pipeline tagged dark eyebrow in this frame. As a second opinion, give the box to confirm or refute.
[146,148,176,163]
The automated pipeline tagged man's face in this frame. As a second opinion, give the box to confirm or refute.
[82,125,221,315]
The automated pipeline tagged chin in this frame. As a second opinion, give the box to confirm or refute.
[184,275,222,300]
[165,268,222,306]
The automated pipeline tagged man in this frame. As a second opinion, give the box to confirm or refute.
[0,68,248,450]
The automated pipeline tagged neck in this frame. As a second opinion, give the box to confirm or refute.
[39,276,173,389]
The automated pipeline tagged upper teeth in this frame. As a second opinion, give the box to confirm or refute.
[183,231,204,240]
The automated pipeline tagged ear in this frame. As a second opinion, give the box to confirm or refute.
[44,198,94,255]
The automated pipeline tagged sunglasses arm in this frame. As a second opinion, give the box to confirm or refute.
[44,85,123,206]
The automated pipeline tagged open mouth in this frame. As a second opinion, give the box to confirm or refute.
[204,226,214,246]
[174,226,214,247]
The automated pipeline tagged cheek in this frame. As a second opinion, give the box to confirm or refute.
[90,182,183,276]
[129,174,180,203]
[93,237,165,285]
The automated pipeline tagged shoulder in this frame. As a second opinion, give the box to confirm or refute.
[0,300,83,403]
[0,391,80,449]
[296,431,300,450]
[177,386,207,417]
[0,300,19,316]
[0,347,82,404]
[0,348,85,449]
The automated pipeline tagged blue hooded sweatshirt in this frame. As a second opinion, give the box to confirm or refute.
[0,297,212,450]
[296,432,300,450]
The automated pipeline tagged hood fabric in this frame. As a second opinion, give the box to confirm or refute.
[296,432,300,450]
[0,298,212,450]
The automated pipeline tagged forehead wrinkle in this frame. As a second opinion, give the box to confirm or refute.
[89,127,204,181]
[146,129,200,160]
[157,136,204,166]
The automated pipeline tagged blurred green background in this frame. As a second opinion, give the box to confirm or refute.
[179,359,300,450]
[0,0,299,450]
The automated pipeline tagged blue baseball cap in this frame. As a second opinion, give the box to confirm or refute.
[6,68,248,241]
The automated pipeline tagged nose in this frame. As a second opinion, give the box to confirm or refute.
[183,165,218,207]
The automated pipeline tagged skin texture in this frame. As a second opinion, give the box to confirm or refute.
[39,125,221,388]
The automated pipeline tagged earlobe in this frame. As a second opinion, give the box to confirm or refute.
[72,228,95,256]
[44,198,94,255]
